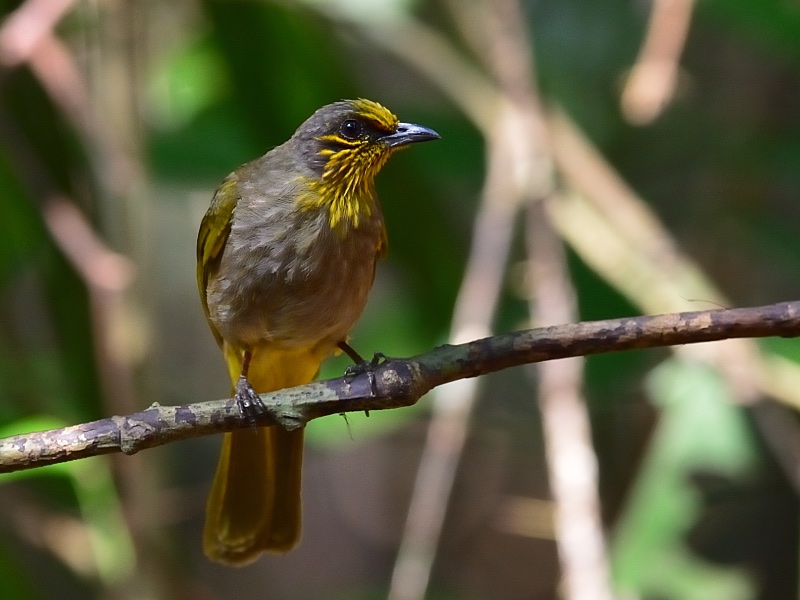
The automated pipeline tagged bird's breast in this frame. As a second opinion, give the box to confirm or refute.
[206,203,384,352]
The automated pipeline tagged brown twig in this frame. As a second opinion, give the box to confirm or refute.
[528,199,613,600]
[0,0,76,67]
[621,0,696,124]
[468,0,614,595]
[2,301,799,473]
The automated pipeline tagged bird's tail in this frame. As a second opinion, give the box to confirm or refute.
[203,343,321,566]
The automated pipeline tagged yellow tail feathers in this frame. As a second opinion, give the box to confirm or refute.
[202,343,323,566]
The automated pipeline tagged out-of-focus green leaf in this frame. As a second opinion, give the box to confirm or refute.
[147,36,230,131]
[761,336,800,364]
[0,155,44,284]
[611,359,759,600]
[701,0,800,58]
[0,545,36,600]
[70,457,137,585]
[203,1,354,141]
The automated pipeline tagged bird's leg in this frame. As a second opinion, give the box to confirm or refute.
[338,340,365,364]
[235,350,265,425]
[338,341,385,401]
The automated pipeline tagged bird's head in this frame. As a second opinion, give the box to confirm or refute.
[292,99,439,231]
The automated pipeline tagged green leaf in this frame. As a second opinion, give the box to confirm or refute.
[611,359,759,600]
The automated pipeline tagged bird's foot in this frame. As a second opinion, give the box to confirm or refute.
[344,352,386,400]
[234,376,266,426]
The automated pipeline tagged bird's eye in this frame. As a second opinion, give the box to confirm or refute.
[339,119,363,141]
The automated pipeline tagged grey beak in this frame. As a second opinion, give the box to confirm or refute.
[382,122,441,148]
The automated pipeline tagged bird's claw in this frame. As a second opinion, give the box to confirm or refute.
[344,352,386,398]
[344,351,386,378]
[235,376,266,426]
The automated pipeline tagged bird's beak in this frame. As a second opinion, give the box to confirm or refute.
[382,122,441,148]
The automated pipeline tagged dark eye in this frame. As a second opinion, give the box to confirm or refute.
[339,119,363,140]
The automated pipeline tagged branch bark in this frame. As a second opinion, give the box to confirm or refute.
[2,300,798,473]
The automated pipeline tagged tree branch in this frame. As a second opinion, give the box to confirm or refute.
[2,300,798,474]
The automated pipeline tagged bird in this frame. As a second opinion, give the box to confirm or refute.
[196,98,440,565]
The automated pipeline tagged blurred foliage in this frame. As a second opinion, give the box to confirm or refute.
[613,360,759,600]
[0,0,799,599]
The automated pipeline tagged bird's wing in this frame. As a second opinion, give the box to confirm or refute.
[197,173,239,348]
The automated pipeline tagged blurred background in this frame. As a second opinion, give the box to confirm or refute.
[2,0,800,599]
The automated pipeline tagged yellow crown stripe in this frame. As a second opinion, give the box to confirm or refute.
[352,98,399,132]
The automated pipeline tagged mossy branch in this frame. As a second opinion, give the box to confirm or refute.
[2,300,799,473]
